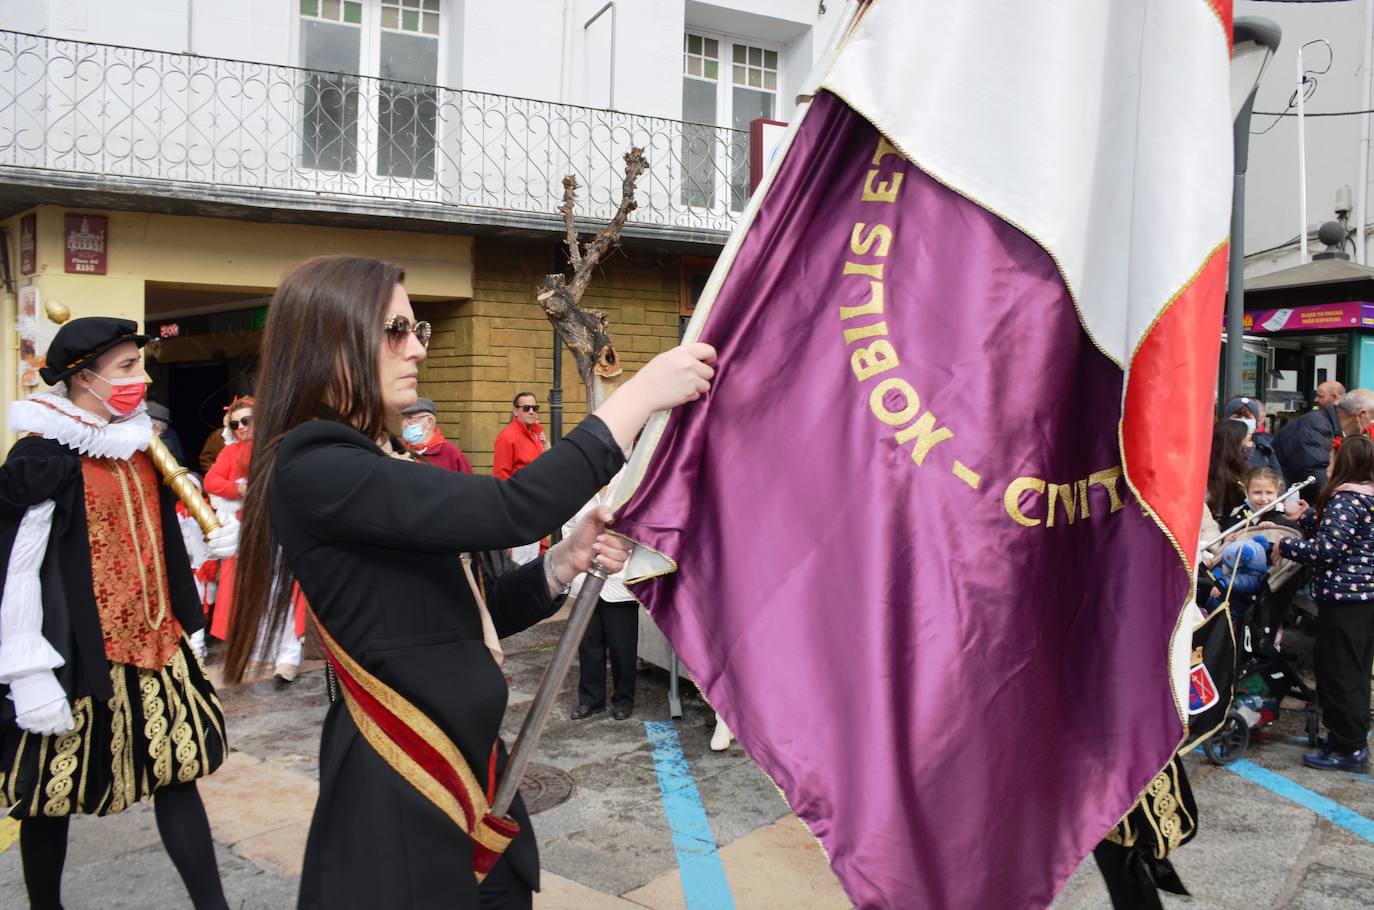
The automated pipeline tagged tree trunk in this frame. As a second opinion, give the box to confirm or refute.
[535,148,649,413]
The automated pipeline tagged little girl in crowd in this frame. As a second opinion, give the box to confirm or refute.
[1278,436,1374,772]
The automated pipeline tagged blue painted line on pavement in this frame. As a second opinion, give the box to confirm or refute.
[644,720,736,910]
[1225,759,1374,843]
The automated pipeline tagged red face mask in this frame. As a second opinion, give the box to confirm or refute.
[87,372,147,417]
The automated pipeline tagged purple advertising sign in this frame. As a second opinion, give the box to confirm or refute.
[1239,302,1374,335]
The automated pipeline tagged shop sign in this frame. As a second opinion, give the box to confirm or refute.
[19,213,36,274]
[64,214,107,274]
[1237,301,1374,335]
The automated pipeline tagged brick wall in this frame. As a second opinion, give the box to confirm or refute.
[417,238,687,473]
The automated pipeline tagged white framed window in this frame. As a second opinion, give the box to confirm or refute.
[381,0,441,35]
[681,30,780,212]
[297,0,445,180]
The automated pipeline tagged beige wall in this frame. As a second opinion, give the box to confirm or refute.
[1,205,475,450]
[23,205,473,299]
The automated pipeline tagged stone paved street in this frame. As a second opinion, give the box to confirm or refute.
[2,615,1372,909]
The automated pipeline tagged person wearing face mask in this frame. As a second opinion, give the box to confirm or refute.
[1222,396,1283,477]
[0,317,237,909]
[399,397,472,473]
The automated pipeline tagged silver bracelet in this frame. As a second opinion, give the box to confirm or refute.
[544,551,572,597]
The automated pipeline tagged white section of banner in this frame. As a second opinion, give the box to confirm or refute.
[820,0,1232,367]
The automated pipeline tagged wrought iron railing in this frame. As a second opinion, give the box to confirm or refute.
[0,31,746,235]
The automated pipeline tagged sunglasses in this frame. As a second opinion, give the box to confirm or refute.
[230,416,252,431]
[517,404,539,413]
[384,315,432,354]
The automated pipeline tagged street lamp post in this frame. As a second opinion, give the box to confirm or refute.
[1228,17,1282,402]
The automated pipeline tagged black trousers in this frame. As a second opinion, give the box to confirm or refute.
[577,599,638,710]
[1314,599,1374,754]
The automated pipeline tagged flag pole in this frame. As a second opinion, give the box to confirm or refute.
[1358,0,1374,264]
[491,562,608,817]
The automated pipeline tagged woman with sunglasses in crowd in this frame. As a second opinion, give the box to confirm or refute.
[204,395,253,641]
[223,255,715,909]
[205,397,304,684]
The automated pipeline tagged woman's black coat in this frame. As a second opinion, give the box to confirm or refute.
[272,417,622,909]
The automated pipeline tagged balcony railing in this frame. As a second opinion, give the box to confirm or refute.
[0,31,747,236]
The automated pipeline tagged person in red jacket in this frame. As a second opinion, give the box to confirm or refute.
[400,397,472,472]
[204,398,307,685]
[493,391,548,480]
[204,397,253,644]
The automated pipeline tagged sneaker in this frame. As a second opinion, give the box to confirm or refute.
[1302,748,1370,772]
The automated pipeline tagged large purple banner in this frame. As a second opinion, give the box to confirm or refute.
[614,93,1187,909]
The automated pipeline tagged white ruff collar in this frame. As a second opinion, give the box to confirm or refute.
[11,390,153,460]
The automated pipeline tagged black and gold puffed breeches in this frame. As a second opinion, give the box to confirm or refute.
[0,639,226,818]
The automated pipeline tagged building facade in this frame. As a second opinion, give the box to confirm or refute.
[0,0,842,466]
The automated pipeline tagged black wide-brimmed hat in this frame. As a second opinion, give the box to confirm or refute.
[40,317,152,386]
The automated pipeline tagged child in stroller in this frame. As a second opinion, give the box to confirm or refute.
[1197,472,1319,764]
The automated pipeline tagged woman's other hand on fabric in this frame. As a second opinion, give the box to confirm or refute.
[594,343,717,447]
[631,342,716,410]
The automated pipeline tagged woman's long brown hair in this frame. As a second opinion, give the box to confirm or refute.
[1207,419,1249,521]
[1316,435,1374,518]
[222,256,404,683]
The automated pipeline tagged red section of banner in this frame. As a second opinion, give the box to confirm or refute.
[1122,244,1229,562]
[1209,0,1233,49]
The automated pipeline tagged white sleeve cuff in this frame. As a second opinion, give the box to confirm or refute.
[0,633,65,684]
[7,669,66,709]
[0,501,64,683]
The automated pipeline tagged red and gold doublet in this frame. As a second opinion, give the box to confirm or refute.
[82,453,183,670]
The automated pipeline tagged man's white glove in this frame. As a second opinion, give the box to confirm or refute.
[206,521,240,560]
[9,671,74,736]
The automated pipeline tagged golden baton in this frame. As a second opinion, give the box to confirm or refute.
[146,433,221,537]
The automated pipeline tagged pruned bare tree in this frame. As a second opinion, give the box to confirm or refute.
[535,147,649,411]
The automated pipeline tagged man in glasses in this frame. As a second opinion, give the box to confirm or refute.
[493,391,550,481]
[493,392,552,565]
[400,397,472,473]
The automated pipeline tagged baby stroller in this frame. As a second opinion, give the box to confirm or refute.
[1198,525,1319,765]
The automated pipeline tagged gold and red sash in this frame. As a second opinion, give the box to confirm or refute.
[309,609,519,883]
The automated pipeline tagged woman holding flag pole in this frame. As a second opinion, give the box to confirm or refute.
[222,255,714,909]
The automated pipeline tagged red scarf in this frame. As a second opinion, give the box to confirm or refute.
[409,427,450,454]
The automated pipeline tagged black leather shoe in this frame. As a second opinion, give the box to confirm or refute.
[571,704,604,720]
[611,705,634,721]
[1302,747,1369,772]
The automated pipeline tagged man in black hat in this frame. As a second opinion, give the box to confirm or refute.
[0,317,236,909]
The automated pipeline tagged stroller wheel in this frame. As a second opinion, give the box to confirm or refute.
[1203,712,1250,766]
